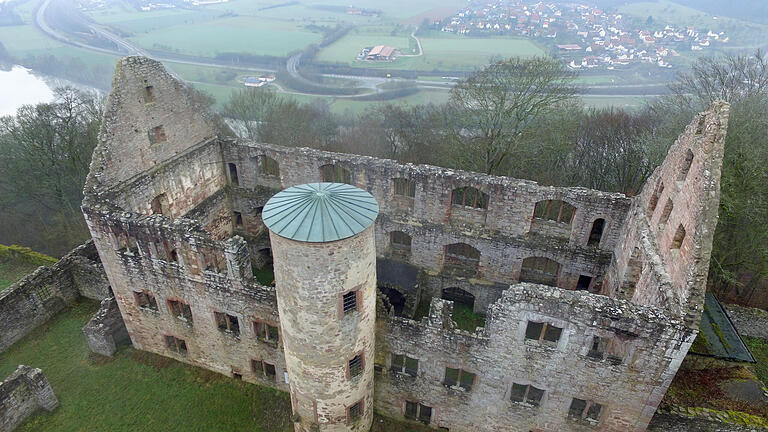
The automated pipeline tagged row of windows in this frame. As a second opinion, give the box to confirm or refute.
[226,160,612,235]
[388,232,596,290]
[387,349,606,426]
[135,290,279,346]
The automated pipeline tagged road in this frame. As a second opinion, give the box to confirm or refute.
[33,0,668,99]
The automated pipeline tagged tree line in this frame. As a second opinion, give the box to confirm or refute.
[1,52,766,305]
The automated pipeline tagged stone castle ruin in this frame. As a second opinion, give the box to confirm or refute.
[81,56,729,432]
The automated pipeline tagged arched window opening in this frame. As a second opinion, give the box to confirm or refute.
[533,200,576,225]
[261,155,279,177]
[443,243,480,277]
[320,164,351,184]
[520,257,561,287]
[678,149,694,182]
[587,219,605,247]
[451,187,488,210]
[672,224,686,250]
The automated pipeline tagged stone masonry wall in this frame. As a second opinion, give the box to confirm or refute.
[225,143,625,297]
[723,304,768,339]
[0,242,110,353]
[375,284,694,432]
[82,206,289,392]
[271,227,377,432]
[606,103,728,327]
[0,365,58,432]
[86,56,217,190]
[83,297,130,357]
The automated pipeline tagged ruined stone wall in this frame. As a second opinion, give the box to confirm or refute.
[374,285,694,432]
[605,103,728,326]
[86,56,217,190]
[225,143,628,296]
[82,206,288,391]
[0,365,58,432]
[83,297,130,357]
[271,227,377,432]
[723,304,768,339]
[0,242,109,353]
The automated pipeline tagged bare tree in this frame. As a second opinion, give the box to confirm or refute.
[222,87,285,140]
[447,56,577,174]
[670,49,768,107]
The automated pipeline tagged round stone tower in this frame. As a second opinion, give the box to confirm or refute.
[263,183,379,432]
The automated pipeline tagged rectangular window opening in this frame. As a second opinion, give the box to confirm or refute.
[349,354,363,379]
[215,312,240,337]
[342,290,358,315]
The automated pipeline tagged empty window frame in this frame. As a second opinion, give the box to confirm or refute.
[214,312,240,336]
[233,211,243,228]
[320,164,351,184]
[348,399,363,424]
[116,233,139,255]
[151,193,169,217]
[261,155,279,177]
[649,182,664,212]
[134,291,158,311]
[576,275,593,291]
[524,321,563,344]
[348,353,364,379]
[404,401,432,424]
[390,231,412,251]
[451,186,488,209]
[659,199,673,225]
[678,149,694,181]
[168,299,193,323]
[227,163,239,186]
[443,367,476,391]
[587,336,607,360]
[144,85,155,103]
[671,224,686,250]
[587,218,605,246]
[165,335,187,356]
[253,320,279,347]
[510,383,545,407]
[203,251,226,273]
[342,290,359,315]
[568,398,603,424]
[520,257,560,287]
[443,243,480,277]
[393,178,416,198]
[148,125,167,145]
[391,354,418,377]
[251,359,277,381]
[533,200,575,224]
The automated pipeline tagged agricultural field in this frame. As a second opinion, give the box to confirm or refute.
[318,27,545,71]
[128,16,322,58]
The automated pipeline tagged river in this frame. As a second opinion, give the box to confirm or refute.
[0,65,55,116]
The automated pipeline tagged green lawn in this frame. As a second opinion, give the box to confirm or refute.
[0,300,293,431]
[451,304,486,332]
[743,337,768,384]
[0,300,435,431]
[128,16,322,58]
[0,258,40,291]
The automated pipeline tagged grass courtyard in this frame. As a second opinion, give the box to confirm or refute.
[0,258,40,291]
[0,298,433,431]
